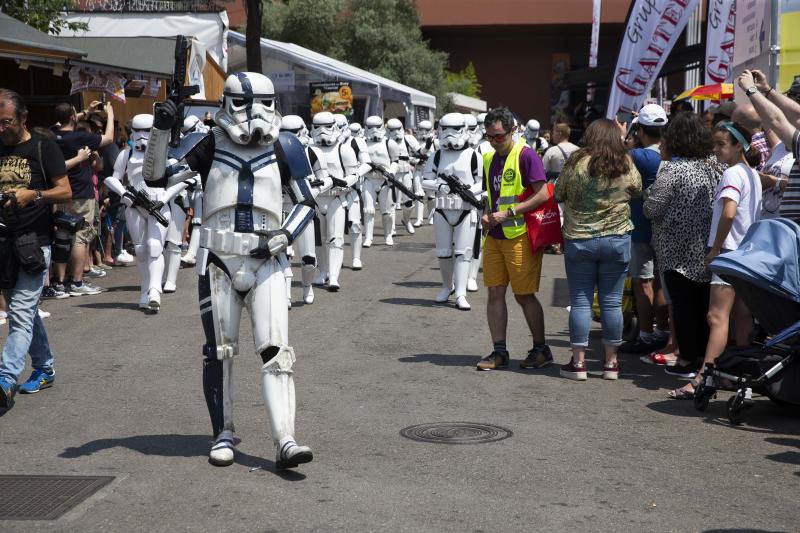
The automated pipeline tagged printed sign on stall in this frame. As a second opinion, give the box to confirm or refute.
[310,81,353,117]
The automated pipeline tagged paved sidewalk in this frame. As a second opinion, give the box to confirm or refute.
[1,224,799,532]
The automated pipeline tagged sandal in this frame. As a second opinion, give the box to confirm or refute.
[667,378,701,400]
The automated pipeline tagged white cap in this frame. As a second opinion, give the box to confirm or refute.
[633,104,668,127]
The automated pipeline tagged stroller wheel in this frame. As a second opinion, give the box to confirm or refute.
[727,391,752,425]
[693,384,715,412]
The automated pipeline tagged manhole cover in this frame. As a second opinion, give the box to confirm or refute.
[0,475,114,520]
[400,422,512,444]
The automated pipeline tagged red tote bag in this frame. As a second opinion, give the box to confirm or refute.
[519,183,563,252]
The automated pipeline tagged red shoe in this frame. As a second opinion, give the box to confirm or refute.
[640,352,677,366]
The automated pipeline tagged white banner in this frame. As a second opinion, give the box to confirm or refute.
[705,0,736,84]
[606,0,700,119]
[732,0,770,66]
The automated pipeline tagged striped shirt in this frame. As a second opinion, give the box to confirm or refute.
[779,131,800,223]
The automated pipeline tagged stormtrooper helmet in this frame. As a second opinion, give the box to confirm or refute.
[182,115,201,135]
[386,118,404,141]
[334,113,350,142]
[524,119,541,142]
[131,114,154,151]
[463,114,479,147]
[415,120,433,142]
[349,122,364,138]
[365,115,385,142]
[281,115,310,145]
[311,112,338,146]
[438,113,468,150]
[215,72,281,146]
[477,112,488,136]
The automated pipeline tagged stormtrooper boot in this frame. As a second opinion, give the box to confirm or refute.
[467,254,481,292]
[261,351,313,470]
[363,213,374,247]
[435,256,455,303]
[351,232,363,270]
[382,214,394,246]
[301,264,316,305]
[453,256,472,311]
[327,247,344,291]
[285,269,293,309]
[403,204,415,234]
[414,200,424,227]
[209,429,236,467]
[136,248,150,309]
[313,245,329,286]
[182,227,200,265]
[148,287,161,311]
[162,244,181,293]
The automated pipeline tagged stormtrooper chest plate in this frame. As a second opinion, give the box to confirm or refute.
[367,141,391,168]
[435,148,478,211]
[204,135,283,232]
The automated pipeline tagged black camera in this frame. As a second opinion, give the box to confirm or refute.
[52,211,85,263]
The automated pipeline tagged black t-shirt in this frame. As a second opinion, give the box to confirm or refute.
[53,128,101,199]
[0,132,67,245]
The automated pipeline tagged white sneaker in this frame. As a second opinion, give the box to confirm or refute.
[209,431,236,467]
[467,278,479,292]
[385,234,394,246]
[405,221,415,234]
[38,308,51,319]
[148,289,161,311]
[352,258,363,270]
[362,239,372,248]
[455,295,471,311]
[413,220,423,227]
[435,287,453,303]
[115,252,134,265]
[276,437,313,470]
[303,285,314,304]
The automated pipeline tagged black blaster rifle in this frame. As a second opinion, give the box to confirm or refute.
[0,192,17,229]
[126,187,169,227]
[369,163,423,200]
[438,173,485,211]
[167,35,200,148]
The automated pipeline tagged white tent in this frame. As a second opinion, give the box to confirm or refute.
[227,31,435,126]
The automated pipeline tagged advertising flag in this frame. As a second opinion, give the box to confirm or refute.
[705,0,736,84]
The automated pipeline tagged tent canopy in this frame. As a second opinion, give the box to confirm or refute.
[227,31,435,114]
[55,36,175,78]
[0,12,85,60]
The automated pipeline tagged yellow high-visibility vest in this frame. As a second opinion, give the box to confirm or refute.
[482,141,527,239]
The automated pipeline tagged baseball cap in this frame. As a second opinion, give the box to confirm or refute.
[633,104,668,126]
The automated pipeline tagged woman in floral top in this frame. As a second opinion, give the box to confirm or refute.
[644,112,723,399]
[554,119,642,381]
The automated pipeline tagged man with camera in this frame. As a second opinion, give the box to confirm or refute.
[51,99,115,295]
[0,88,72,409]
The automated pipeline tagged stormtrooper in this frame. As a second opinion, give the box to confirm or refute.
[174,115,210,269]
[310,112,361,290]
[386,118,418,235]
[143,72,317,469]
[104,114,194,311]
[421,112,483,311]
[349,122,364,138]
[334,113,371,270]
[182,114,211,135]
[475,112,493,157]
[463,114,481,148]
[279,114,331,305]
[362,116,399,246]
[523,119,549,155]
[415,119,439,225]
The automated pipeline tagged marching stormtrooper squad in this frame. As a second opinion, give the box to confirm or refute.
[115,70,544,469]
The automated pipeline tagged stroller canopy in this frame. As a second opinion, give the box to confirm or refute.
[710,218,800,302]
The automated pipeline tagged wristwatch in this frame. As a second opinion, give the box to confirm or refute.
[745,86,759,97]
[33,190,43,206]
[506,206,516,218]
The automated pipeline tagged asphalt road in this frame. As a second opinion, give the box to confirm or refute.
[1,223,799,532]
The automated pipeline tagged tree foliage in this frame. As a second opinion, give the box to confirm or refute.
[0,0,88,35]
[260,0,480,116]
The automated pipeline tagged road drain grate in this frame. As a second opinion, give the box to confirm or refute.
[0,475,114,520]
[400,422,512,444]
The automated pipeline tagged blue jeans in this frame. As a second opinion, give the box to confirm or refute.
[564,234,630,348]
[0,246,54,384]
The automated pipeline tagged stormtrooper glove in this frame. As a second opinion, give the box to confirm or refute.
[250,229,291,259]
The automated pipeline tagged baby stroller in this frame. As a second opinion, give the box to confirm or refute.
[693,218,800,424]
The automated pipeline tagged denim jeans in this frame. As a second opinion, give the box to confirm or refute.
[564,234,631,347]
[0,246,54,384]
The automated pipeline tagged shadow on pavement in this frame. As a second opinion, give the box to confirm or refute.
[103,285,140,293]
[399,353,563,377]
[392,281,442,289]
[58,434,305,480]
[379,297,446,308]
[76,302,142,311]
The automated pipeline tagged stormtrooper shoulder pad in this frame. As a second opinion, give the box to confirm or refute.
[169,131,210,162]
[275,131,312,178]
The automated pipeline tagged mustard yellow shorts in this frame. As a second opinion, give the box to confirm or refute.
[483,234,543,294]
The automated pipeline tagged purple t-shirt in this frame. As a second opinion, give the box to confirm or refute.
[487,144,546,239]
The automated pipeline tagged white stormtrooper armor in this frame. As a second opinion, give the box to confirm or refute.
[415,120,439,225]
[363,116,400,246]
[182,115,211,135]
[335,113,371,271]
[349,122,364,138]
[310,112,360,291]
[280,115,332,305]
[475,112,493,157]
[143,72,316,470]
[386,118,416,236]
[524,119,549,154]
[421,112,483,310]
[104,114,193,311]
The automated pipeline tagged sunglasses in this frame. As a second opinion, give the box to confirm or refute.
[484,131,510,142]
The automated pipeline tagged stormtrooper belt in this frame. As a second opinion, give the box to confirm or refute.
[199,228,262,255]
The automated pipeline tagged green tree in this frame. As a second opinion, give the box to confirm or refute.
[445,62,481,99]
[1,0,88,35]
